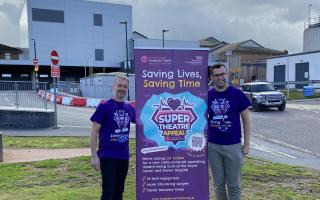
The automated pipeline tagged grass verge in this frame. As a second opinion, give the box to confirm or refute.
[0,139,319,199]
[3,136,90,149]
[284,90,320,100]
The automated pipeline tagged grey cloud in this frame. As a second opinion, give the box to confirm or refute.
[0,1,23,24]
[0,0,23,46]
[1,0,320,53]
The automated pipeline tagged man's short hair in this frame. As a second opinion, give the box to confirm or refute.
[210,63,227,75]
[114,74,129,84]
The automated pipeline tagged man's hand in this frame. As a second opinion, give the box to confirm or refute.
[91,155,100,171]
[242,144,249,157]
[90,122,101,171]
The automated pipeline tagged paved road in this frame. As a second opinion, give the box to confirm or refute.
[1,99,319,169]
[248,99,320,170]
[250,100,320,155]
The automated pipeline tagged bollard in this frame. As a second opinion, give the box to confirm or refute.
[0,132,3,162]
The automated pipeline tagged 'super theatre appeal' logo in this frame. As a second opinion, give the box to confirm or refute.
[151,97,197,144]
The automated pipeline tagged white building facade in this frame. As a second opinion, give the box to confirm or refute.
[267,51,320,87]
[0,0,132,82]
[21,0,132,67]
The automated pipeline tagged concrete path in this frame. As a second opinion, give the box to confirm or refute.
[2,148,90,163]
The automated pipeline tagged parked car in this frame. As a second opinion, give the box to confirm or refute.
[241,82,286,112]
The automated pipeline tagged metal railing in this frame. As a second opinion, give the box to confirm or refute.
[304,15,320,29]
[0,81,48,109]
[272,80,320,98]
[56,81,81,96]
[273,80,320,89]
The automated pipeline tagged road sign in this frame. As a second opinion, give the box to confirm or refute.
[51,65,60,77]
[51,50,59,65]
[33,58,38,65]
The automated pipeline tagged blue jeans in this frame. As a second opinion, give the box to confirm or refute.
[100,157,129,200]
[208,142,243,200]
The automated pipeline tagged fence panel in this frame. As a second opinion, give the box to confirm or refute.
[57,81,81,96]
[273,80,320,99]
[0,81,48,109]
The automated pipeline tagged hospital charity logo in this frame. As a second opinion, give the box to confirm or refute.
[141,56,148,63]
[151,97,197,144]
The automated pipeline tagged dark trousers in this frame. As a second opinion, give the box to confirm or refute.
[100,157,129,200]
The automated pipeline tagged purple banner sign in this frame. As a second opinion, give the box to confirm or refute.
[135,48,209,200]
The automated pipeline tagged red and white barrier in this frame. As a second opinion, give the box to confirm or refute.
[46,93,52,101]
[39,90,136,109]
[87,98,102,108]
[71,97,87,106]
[62,97,72,106]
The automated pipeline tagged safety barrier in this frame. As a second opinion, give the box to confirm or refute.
[56,96,63,104]
[62,96,72,106]
[47,93,52,101]
[71,97,87,106]
[39,90,46,99]
[37,90,43,96]
[37,90,136,109]
[87,98,102,108]
[50,95,55,103]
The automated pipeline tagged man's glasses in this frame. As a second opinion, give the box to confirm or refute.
[213,73,227,78]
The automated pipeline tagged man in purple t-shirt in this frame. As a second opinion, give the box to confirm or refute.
[90,74,135,200]
[208,64,251,200]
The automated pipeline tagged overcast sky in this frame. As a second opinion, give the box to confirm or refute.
[0,0,319,53]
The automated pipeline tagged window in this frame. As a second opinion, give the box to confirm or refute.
[242,85,251,92]
[5,53,10,60]
[32,8,64,23]
[252,84,275,92]
[93,14,103,26]
[11,54,19,60]
[2,74,11,78]
[95,49,104,61]
[20,74,30,78]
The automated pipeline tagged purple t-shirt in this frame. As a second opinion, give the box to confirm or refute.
[208,86,251,145]
[90,99,136,159]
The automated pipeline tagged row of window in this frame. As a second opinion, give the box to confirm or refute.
[0,49,103,61]
[0,53,19,60]
[32,8,103,26]
[1,74,49,78]
[0,50,105,64]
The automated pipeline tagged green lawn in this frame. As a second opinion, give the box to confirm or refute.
[3,136,90,149]
[1,139,319,199]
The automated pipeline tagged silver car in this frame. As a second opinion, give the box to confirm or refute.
[241,82,286,112]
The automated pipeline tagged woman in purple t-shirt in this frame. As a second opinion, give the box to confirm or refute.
[90,75,135,200]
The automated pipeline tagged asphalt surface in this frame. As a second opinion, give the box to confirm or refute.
[248,99,320,170]
[1,99,320,170]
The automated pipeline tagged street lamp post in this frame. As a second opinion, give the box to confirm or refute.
[31,39,37,59]
[308,4,312,26]
[31,39,38,89]
[120,21,130,101]
[162,29,169,48]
